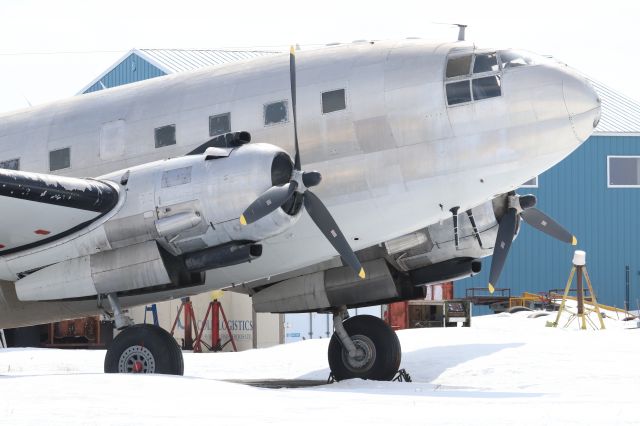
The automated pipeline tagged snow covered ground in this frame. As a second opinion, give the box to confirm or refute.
[1,311,638,425]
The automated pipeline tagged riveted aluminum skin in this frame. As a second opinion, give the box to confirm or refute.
[0,39,600,324]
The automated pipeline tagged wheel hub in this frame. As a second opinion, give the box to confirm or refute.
[341,334,376,373]
[118,345,156,374]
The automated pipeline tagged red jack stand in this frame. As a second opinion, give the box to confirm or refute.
[170,297,200,350]
[194,299,238,352]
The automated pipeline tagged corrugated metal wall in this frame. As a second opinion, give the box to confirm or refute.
[83,53,166,94]
[457,135,640,311]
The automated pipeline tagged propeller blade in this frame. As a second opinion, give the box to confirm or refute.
[303,190,365,279]
[240,182,297,225]
[488,208,518,294]
[521,207,577,245]
[289,46,301,171]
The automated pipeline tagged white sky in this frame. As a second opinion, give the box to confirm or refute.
[0,0,638,113]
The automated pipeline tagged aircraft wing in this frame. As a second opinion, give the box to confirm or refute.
[0,169,119,256]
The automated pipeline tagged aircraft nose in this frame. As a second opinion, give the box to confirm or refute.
[562,72,601,142]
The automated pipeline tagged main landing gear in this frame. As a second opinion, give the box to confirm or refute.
[328,307,401,381]
[101,295,400,380]
[103,293,184,375]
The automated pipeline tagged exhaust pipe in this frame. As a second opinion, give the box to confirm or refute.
[183,242,262,273]
[409,257,482,285]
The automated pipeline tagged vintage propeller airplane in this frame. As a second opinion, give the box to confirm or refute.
[0,39,600,380]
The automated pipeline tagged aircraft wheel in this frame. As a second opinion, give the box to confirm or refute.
[104,324,184,375]
[328,315,401,381]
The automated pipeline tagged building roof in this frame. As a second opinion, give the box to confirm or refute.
[589,78,640,135]
[77,48,278,94]
[137,49,278,73]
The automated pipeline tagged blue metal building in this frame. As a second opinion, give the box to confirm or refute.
[457,81,640,312]
[78,48,276,94]
[80,49,640,314]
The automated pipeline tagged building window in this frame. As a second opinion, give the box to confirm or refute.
[472,76,502,101]
[155,124,176,148]
[209,113,231,137]
[608,156,640,187]
[264,101,288,126]
[446,80,472,105]
[520,177,538,188]
[0,158,19,170]
[322,89,346,114]
[49,148,70,171]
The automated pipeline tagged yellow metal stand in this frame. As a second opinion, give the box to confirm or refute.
[549,251,605,330]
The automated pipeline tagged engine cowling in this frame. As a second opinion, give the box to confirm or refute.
[101,142,298,255]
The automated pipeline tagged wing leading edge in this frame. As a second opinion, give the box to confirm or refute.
[0,169,119,255]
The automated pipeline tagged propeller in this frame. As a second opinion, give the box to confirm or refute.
[487,193,576,294]
[240,46,365,280]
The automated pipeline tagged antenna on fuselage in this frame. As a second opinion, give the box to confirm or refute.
[21,94,32,108]
[430,22,468,41]
[456,24,467,41]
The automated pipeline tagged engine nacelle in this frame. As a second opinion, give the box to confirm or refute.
[101,142,298,257]
[251,257,482,314]
[15,241,192,300]
[252,259,415,313]
[10,142,300,301]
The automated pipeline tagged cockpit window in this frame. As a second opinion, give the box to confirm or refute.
[499,50,536,69]
[446,80,472,105]
[445,51,505,106]
[473,52,499,74]
[472,76,501,100]
[446,55,472,78]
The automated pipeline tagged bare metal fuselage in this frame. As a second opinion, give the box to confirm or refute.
[0,39,599,327]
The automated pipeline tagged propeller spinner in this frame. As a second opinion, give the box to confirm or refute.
[487,193,577,293]
[240,47,365,280]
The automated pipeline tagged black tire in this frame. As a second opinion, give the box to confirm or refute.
[328,315,401,381]
[104,324,184,375]
[528,311,550,318]
[508,306,533,314]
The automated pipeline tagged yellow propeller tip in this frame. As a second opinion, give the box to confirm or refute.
[239,215,247,226]
[572,236,577,246]
[488,283,495,294]
[290,46,295,55]
[358,268,366,280]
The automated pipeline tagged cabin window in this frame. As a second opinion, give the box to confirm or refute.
[49,148,70,171]
[155,124,176,148]
[608,156,640,187]
[472,76,502,101]
[322,89,346,114]
[264,100,288,125]
[209,113,231,137]
[0,158,19,170]
[446,55,472,78]
[520,177,538,188]
[473,52,499,74]
[446,80,471,105]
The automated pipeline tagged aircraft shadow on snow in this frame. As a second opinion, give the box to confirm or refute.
[292,342,546,398]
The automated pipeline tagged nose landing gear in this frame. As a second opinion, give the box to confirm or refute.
[328,309,401,381]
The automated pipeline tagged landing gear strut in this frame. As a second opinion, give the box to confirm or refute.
[103,293,184,375]
[328,307,401,381]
